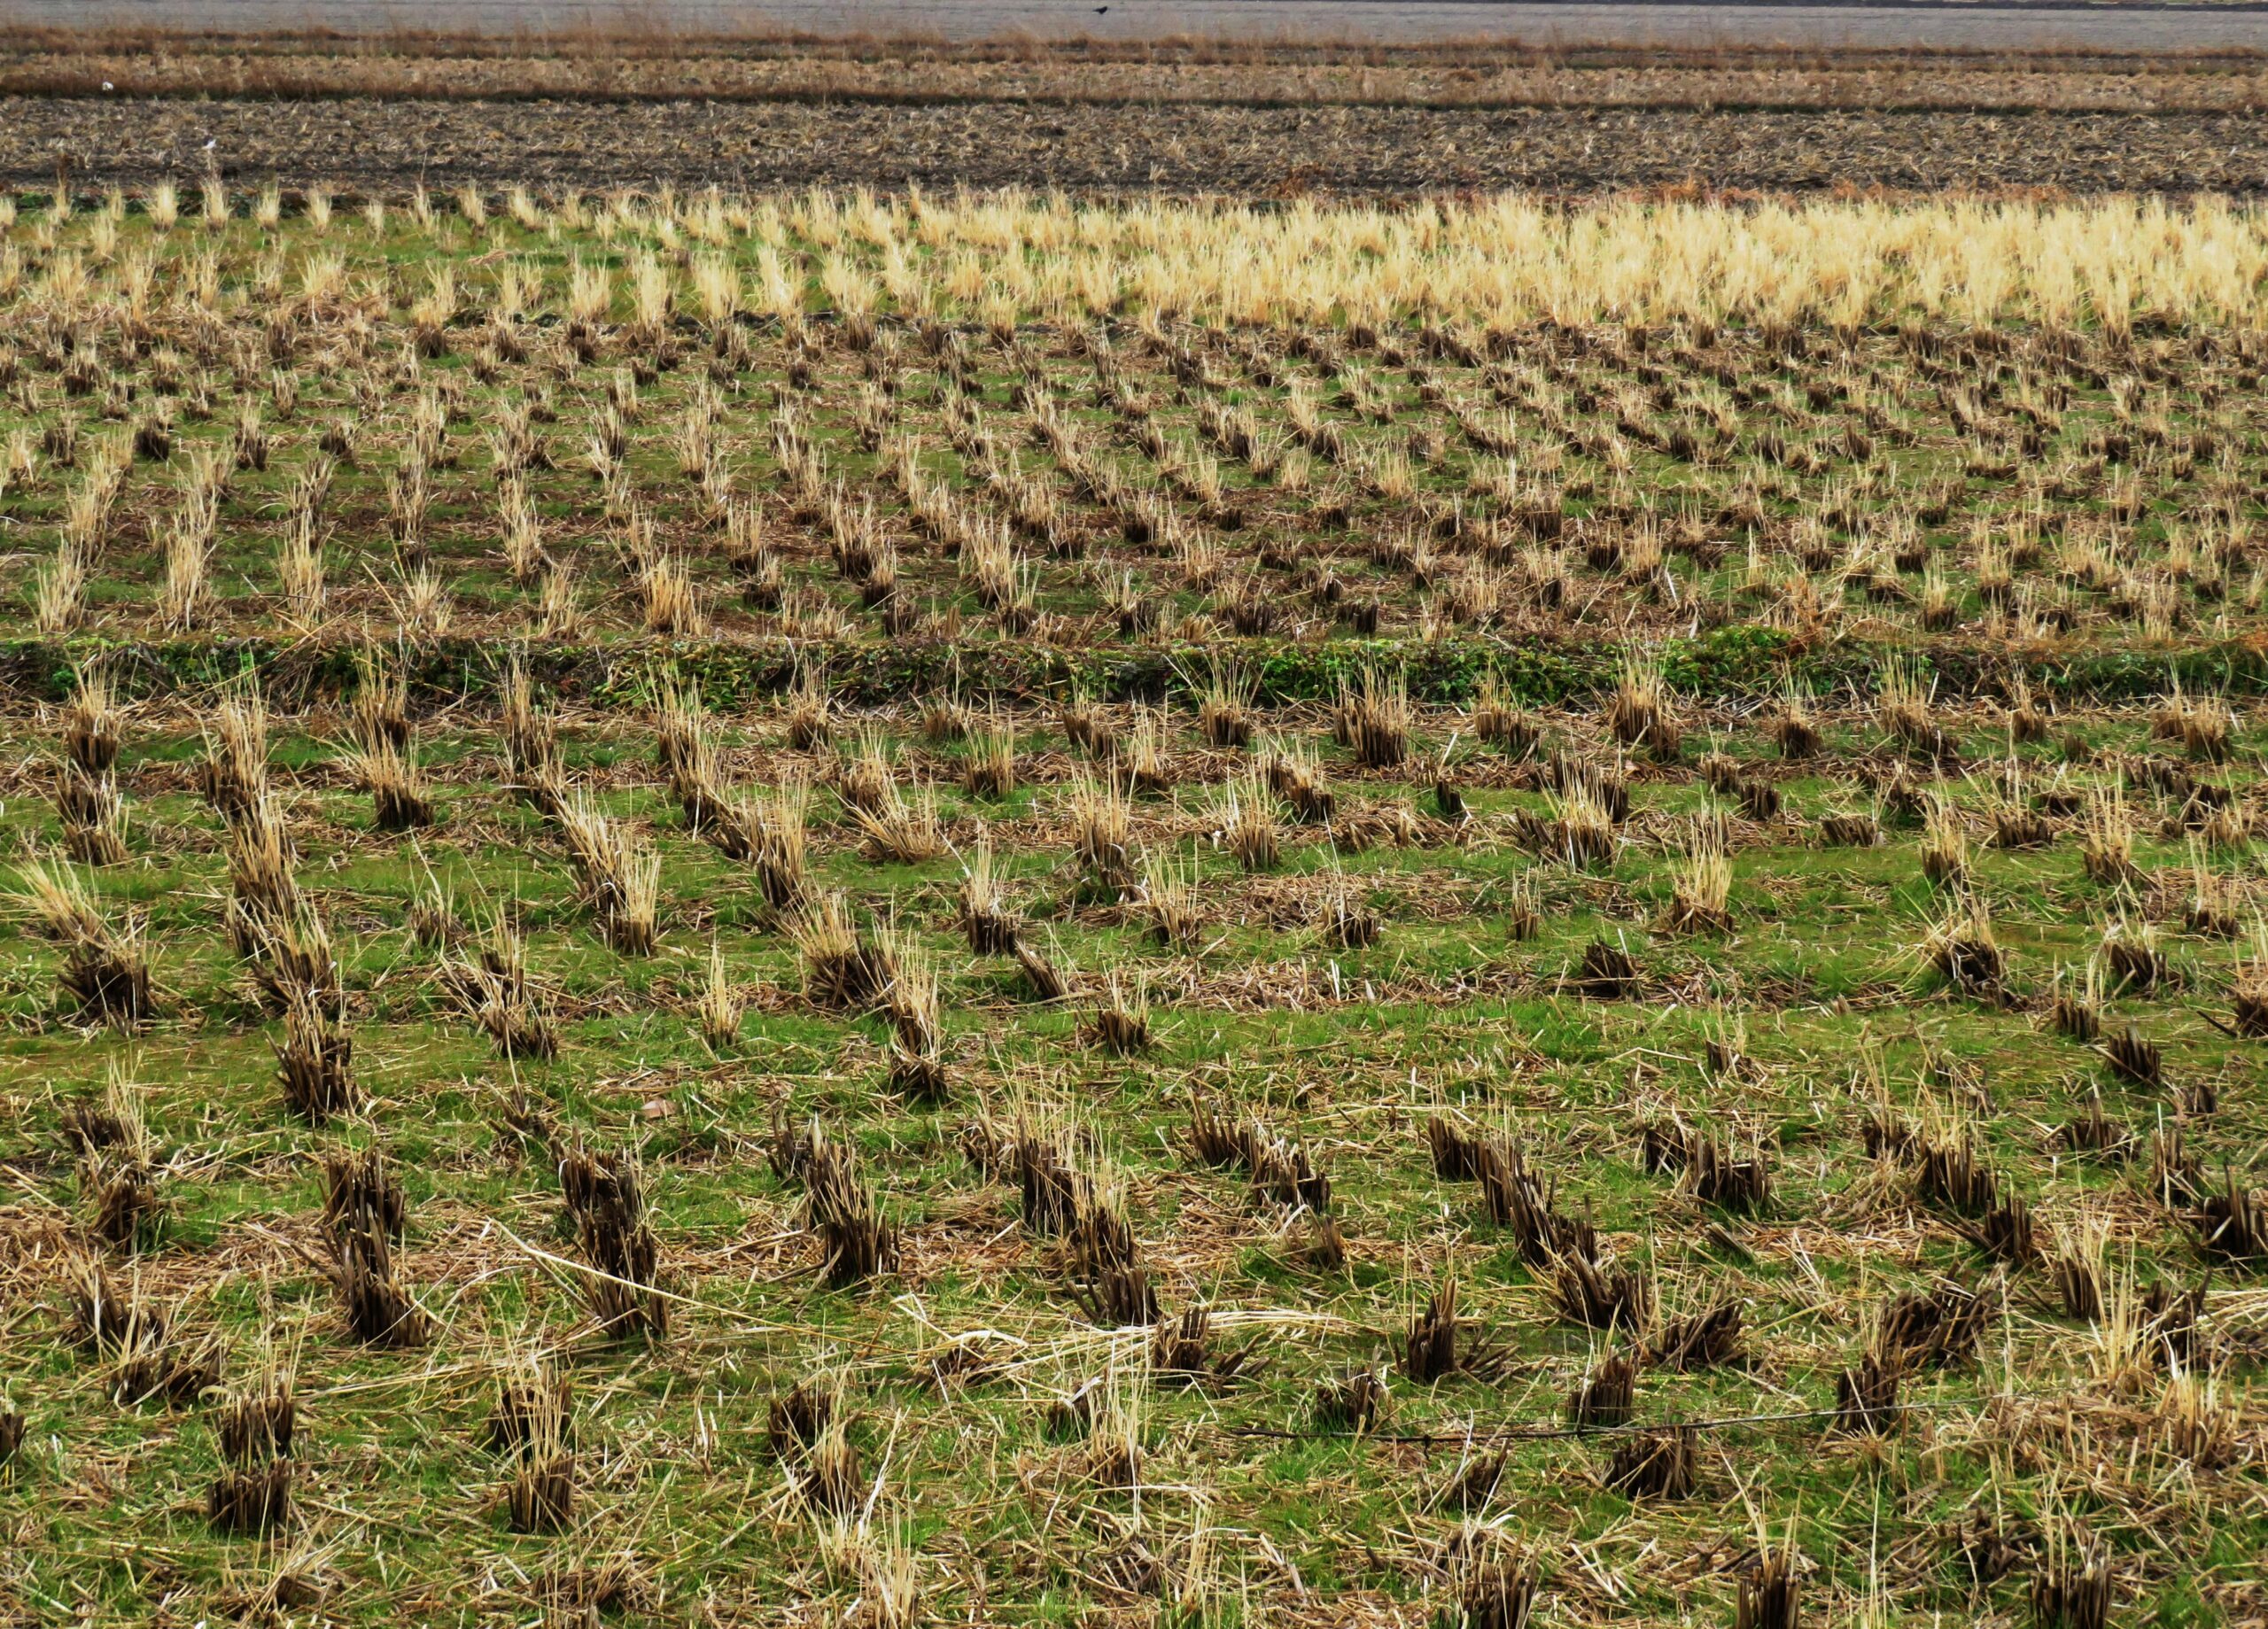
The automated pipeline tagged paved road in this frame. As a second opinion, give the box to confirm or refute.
[4,1,2264,50]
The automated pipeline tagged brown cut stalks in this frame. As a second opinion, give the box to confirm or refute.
[325,1186,430,1349]
[2078,783,2141,888]
[63,1252,219,1405]
[1503,872,1542,941]
[636,550,706,635]
[1647,1120,1773,1214]
[1736,1533,1801,1629]
[2193,1167,2267,1264]
[2049,961,2102,1042]
[2155,682,2235,765]
[1403,1277,1461,1385]
[1661,818,1732,935]
[1314,869,1381,949]
[881,936,947,1102]
[1299,1210,1348,1271]
[1768,678,1822,759]
[248,900,341,1012]
[1196,656,1258,750]
[1549,1246,1653,1333]
[1649,1302,1744,1370]
[2231,925,2268,1037]
[209,1459,292,1536]
[1312,1367,1386,1433]
[1246,1126,1332,1213]
[345,737,439,831]
[1425,1114,1489,1183]
[789,892,894,1011]
[1334,665,1411,771]
[2100,1023,2162,1090]
[1879,1279,1996,1369]
[1565,1348,1637,1429]
[488,1347,571,1458]
[58,758,128,866]
[62,667,122,776]
[1920,798,1969,888]
[1819,808,1880,849]
[1542,780,1618,870]
[210,1341,296,1535]
[1575,937,1640,999]
[696,936,743,1052]
[1604,1425,1697,1500]
[792,1411,867,1518]
[2031,1526,2112,1629]
[2049,1212,2110,1322]
[1014,935,1071,1003]
[275,984,359,1121]
[832,728,897,816]
[500,656,562,793]
[1472,674,1540,760]
[77,1067,164,1248]
[1963,1192,2039,1265]
[752,780,812,914]
[1920,896,2004,998]
[2183,841,2241,939]
[1068,1175,1156,1327]
[1878,657,1956,765]
[222,792,301,955]
[1449,1534,1540,1629]
[961,710,1017,799]
[447,914,560,1060]
[1913,1119,1999,1216]
[657,683,742,842]
[559,1144,670,1337]
[1148,1304,1254,1388]
[2096,908,2170,993]
[1478,1138,1594,1268]
[767,1375,835,1465]
[1115,705,1175,796]
[508,1390,576,1535]
[556,794,661,954]
[2058,1090,2128,1160]
[851,779,948,866]
[200,687,271,825]
[1089,969,1149,1055]
[1436,1450,1507,1514]
[1989,780,2054,850]
[351,649,410,755]
[15,858,152,1028]
[1189,1097,1254,1170]
[322,1145,407,1242]
[958,839,1021,957]
[1256,739,1333,828]
[793,1129,901,1288]
[2156,1363,2237,1468]
[921,693,972,747]
[81,1139,163,1246]
[536,566,586,648]
[216,1366,296,1471]
[1141,848,1206,950]
[1605,652,1681,761]
[781,666,833,751]
[1079,1380,1146,1494]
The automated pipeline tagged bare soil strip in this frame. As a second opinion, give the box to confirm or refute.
[10,95,2268,194]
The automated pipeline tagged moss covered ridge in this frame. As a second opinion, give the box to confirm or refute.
[8,626,2264,710]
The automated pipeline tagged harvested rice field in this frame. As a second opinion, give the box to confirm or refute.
[0,184,2264,1627]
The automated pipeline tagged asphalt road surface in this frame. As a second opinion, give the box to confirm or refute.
[4,0,2264,50]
